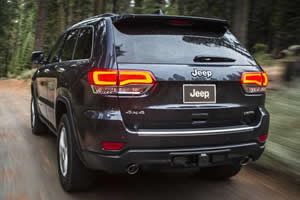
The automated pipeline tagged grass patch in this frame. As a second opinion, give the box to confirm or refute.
[254,52,276,66]
[16,69,36,80]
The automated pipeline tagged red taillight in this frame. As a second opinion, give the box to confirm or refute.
[88,69,117,86]
[88,69,156,95]
[262,72,268,87]
[119,70,155,86]
[241,72,268,93]
[102,142,124,150]
[258,134,268,143]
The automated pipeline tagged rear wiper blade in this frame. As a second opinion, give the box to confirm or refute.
[193,56,236,63]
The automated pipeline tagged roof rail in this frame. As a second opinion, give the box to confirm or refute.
[153,9,164,15]
[96,13,118,18]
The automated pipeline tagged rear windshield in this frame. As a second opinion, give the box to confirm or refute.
[113,20,256,65]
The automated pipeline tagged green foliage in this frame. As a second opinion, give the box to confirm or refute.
[254,43,269,53]
[7,0,36,76]
[184,0,233,19]
[254,52,275,66]
[257,81,300,177]
[248,0,300,52]
[0,0,19,77]
[143,0,166,14]
[253,43,275,66]
[16,68,36,79]
[1,0,300,77]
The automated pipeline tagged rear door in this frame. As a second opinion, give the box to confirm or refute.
[43,33,66,126]
[35,35,65,120]
[113,18,263,131]
[47,29,80,127]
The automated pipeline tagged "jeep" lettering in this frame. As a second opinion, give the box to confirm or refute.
[191,69,213,78]
[190,89,210,99]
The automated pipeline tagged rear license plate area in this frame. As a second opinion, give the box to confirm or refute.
[183,84,216,104]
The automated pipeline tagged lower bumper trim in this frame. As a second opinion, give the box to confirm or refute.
[81,142,264,173]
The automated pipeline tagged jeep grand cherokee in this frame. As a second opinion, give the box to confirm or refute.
[31,14,270,192]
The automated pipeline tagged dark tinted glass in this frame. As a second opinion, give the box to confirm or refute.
[48,35,64,63]
[113,21,256,65]
[61,30,78,61]
[74,28,93,60]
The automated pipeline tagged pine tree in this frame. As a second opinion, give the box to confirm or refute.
[232,0,249,47]
[33,0,48,53]
[134,0,144,14]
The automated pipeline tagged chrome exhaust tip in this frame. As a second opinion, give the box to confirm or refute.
[127,164,139,175]
[240,157,251,166]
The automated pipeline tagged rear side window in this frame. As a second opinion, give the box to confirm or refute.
[61,30,78,61]
[113,19,256,65]
[48,35,64,63]
[74,28,93,60]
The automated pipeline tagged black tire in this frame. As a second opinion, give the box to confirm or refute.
[31,97,48,135]
[200,163,242,180]
[57,114,94,192]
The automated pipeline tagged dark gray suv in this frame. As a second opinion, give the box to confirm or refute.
[31,14,270,192]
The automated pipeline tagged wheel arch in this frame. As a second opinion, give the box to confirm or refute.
[55,96,87,166]
[56,98,68,129]
[55,96,79,144]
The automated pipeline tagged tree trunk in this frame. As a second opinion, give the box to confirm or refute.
[134,0,143,14]
[57,0,65,37]
[4,48,9,77]
[112,0,118,13]
[94,0,102,15]
[72,0,81,24]
[101,0,107,13]
[94,0,99,15]
[177,0,184,15]
[94,0,107,15]
[232,0,249,47]
[65,0,73,27]
[33,0,48,54]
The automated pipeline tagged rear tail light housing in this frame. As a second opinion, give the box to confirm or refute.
[88,69,156,96]
[241,72,268,93]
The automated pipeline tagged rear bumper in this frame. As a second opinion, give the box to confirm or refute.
[75,106,269,173]
[81,142,264,173]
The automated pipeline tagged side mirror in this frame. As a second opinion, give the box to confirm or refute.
[31,51,44,64]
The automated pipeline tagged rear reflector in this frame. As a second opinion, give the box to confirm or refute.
[241,72,268,93]
[88,69,156,95]
[102,142,124,150]
[258,134,268,143]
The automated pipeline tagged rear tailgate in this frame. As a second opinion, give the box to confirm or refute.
[112,16,264,132]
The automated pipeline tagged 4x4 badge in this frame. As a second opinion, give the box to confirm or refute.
[191,69,213,78]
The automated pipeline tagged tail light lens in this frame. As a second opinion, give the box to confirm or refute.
[88,69,156,95]
[241,72,268,93]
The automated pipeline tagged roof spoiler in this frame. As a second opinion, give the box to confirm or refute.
[111,14,229,28]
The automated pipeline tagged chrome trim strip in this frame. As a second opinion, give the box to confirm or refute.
[126,124,259,136]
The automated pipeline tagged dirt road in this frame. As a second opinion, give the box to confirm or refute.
[0,79,299,200]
